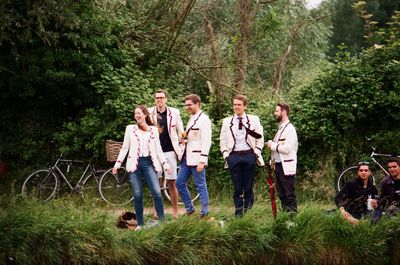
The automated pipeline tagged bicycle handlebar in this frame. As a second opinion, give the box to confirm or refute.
[61,159,85,164]
[371,152,393,158]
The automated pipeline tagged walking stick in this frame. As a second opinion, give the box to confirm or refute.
[266,165,277,219]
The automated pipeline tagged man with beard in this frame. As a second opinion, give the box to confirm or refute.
[176,94,212,218]
[266,102,298,213]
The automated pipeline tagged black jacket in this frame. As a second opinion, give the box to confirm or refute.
[335,177,378,219]
[378,176,400,210]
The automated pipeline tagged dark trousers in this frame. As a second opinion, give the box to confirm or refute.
[227,152,257,216]
[275,162,297,213]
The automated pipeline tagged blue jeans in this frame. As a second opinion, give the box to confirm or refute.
[128,157,164,226]
[176,156,209,214]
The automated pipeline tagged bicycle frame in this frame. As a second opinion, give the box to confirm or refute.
[370,146,392,176]
[336,144,399,192]
[49,155,97,191]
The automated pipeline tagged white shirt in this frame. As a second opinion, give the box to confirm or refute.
[138,129,150,157]
[233,114,251,151]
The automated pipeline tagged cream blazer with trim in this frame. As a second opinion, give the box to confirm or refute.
[114,125,169,173]
[220,114,265,168]
[148,106,184,161]
[270,122,298,175]
[181,111,212,166]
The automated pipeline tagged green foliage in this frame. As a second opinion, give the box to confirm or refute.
[1,197,399,265]
[329,0,400,56]
[292,40,400,191]
[55,56,152,159]
[0,0,140,162]
[249,0,331,90]
[0,0,188,164]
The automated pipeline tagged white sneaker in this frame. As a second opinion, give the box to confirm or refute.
[135,225,143,231]
[147,220,160,228]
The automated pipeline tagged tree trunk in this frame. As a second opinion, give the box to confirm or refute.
[234,0,251,93]
[272,13,330,93]
[205,18,227,119]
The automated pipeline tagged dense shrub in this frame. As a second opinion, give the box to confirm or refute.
[290,41,400,196]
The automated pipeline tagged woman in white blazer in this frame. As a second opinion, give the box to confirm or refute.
[113,105,172,230]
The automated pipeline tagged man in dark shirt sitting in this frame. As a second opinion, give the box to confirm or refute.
[335,162,378,223]
[376,157,400,217]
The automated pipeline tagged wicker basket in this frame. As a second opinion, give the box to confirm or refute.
[105,140,123,162]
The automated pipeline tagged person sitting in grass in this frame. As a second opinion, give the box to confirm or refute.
[372,157,400,223]
[335,162,378,224]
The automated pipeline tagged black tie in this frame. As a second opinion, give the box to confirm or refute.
[238,117,243,130]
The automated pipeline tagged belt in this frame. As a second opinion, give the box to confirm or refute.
[231,150,253,155]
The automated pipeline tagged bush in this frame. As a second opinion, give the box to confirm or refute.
[290,41,400,197]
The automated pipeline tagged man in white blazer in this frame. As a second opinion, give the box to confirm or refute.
[220,95,264,216]
[148,90,184,218]
[266,102,298,213]
[176,94,212,218]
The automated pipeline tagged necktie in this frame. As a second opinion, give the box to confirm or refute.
[238,117,243,130]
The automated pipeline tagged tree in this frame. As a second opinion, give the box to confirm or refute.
[329,0,400,56]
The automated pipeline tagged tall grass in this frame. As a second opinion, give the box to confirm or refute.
[0,194,398,265]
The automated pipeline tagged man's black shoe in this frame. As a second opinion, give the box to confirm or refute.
[187,209,195,216]
[199,212,208,219]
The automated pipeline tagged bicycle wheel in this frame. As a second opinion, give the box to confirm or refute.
[99,167,133,205]
[162,176,200,205]
[336,166,377,192]
[368,166,386,191]
[22,169,59,202]
[80,170,105,197]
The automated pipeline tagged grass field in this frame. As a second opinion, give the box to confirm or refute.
[1,190,399,265]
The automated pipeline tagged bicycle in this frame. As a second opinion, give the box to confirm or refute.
[98,165,200,206]
[99,139,199,205]
[21,154,105,201]
[336,144,399,192]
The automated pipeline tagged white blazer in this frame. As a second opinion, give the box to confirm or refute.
[114,125,169,173]
[220,114,265,168]
[270,121,298,175]
[181,111,212,166]
[148,106,184,160]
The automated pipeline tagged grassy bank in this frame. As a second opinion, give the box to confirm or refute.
[1,194,399,265]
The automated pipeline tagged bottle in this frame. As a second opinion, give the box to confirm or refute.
[367,195,373,211]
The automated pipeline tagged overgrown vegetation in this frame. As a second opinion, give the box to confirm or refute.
[0,1,399,206]
[0,195,399,265]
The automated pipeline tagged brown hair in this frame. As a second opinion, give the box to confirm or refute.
[233,94,248,106]
[388,157,400,166]
[277,102,290,115]
[134,105,153,129]
[184,94,201,105]
[154,90,168,98]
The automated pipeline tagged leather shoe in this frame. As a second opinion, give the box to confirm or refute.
[187,209,195,216]
[199,212,208,219]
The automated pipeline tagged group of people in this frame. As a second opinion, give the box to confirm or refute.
[335,157,400,224]
[112,91,299,230]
